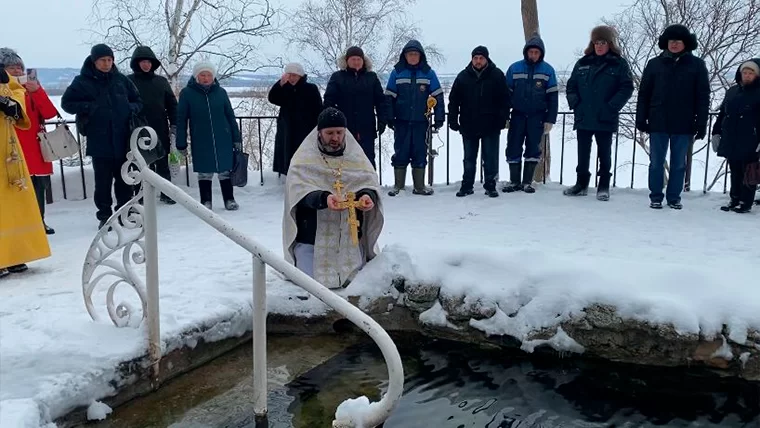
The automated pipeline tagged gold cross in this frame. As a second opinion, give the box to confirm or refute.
[333,178,361,247]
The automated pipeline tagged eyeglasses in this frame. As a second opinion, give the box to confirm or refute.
[593,40,608,46]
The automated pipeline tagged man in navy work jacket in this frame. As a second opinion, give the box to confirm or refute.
[503,34,559,194]
[385,39,445,196]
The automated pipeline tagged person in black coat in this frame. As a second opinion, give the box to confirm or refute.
[711,59,760,213]
[448,46,510,198]
[61,44,143,229]
[323,46,388,169]
[269,63,322,175]
[127,46,178,204]
[636,24,710,210]
[564,26,634,201]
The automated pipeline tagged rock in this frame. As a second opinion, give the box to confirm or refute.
[692,340,731,369]
[347,295,395,315]
[405,282,441,303]
[403,296,437,313]
[439,293,497,322]
[391,275,406,293]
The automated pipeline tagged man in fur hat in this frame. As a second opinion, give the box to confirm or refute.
[636,24,710,210]
[564,26,634,201]
[323,46,389,169]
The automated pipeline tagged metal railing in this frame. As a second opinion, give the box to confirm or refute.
[47,111,725,201]
[81,127,404,427]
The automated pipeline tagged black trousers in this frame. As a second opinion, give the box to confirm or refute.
[576,129,613,178]
[92,157,133,221]
[729,158,758,206]
[133,154,172,196]
[30,175,50,221]
[462,132,500,191]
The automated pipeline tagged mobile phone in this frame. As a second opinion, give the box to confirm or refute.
[26,68,38,82]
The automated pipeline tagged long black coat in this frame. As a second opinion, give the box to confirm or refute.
[127,46,177,151]
[323,55,388,144]
[712,59,760,162]
[635,51,710,136]
[566,53,634,133]
[269,76,322,174]
[447,60,511,138]
[61,59,142,159]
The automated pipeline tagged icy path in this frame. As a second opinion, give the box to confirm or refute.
[1,176,758,427]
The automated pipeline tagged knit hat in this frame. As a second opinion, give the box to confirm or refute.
[193,62,216,78]
[0,48,24,71]
[471,46,489,59]
[317,107,347,130]
[284,62,305,76]
[740,61,760,75]
[345,46,364,60]
[90,44,114,61]
[658,24,698,51]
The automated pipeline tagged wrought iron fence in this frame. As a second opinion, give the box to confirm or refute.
[45,111,725,201]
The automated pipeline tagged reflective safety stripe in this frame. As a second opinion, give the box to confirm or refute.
[513,73,529,79]
[395,78,412,84]
[384,89,397,98]
[417,78,431,85]
[430,88,444,97]
[534,74,550,81]
[525,157,542,162]
[546,86,559,93]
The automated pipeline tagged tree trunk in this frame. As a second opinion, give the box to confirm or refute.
[520,0,550,183]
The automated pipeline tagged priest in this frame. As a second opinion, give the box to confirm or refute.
[283,107,384,289]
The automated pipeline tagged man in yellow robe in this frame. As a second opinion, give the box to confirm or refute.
[0,68,50,278]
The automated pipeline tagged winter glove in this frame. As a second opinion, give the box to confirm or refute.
[543,123,553,135]
[377,122,386,136]
[710,135,721,153]
[0,96,21,119]
[449,118,460,132]
[0,70,9,84]
[433,121,444,133]
[233,142,242,152]
[636,121,649,134]
[695,128,707,141]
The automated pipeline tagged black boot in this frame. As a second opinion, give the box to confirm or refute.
[219,179,239,210]
[0,269,8,279]
[456,188,474,197]
[564,173,591,196]
[522,162,537,194]
[733,203,752,213]
[501,163,523,193]
[720,199,740,212]
[199,179,213,210]
[596,174,611,201]
[44,223,55,235]
[7,264,28,273]
[388,168,406,196]
[411,168,433,195]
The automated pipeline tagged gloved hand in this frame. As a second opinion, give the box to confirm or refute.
[449,118,460,132]
[543,122,553,135]
[377,122,386,136]
[233,142,242,152]
[710,134,721,153]
[636,121,649,134]
[434,120,444,130]
[0,70,9,84]
[0,96,21,119]
[695,128,707,141]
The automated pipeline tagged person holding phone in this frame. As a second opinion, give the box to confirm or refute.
[0,48,59,234]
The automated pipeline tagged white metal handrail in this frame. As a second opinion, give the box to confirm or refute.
[82,127,404,427]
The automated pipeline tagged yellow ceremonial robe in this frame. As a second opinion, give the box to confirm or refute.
[0,78,50,269]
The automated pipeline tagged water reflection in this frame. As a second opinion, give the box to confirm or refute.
[285,340,760,428]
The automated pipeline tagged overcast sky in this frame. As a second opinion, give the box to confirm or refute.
[0,0,633,73]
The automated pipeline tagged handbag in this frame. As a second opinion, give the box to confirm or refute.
[744,161,760,186]
[130,112,167,166]
[231,150,249,187]
[38,114,80,162]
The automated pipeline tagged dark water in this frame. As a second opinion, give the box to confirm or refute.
[285,339,760,428]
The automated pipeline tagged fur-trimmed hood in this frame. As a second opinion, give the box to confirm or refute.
[584,25,622,56]
[337,53,373,71]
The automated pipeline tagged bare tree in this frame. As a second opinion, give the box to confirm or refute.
[285,0,443,78]
[603,0,760,191]
[89,0,279,90]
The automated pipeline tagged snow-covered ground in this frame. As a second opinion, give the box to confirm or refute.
[1,156,758,427]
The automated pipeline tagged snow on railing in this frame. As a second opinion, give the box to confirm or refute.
[81,127,404,428]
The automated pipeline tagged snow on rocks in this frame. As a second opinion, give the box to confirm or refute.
[86,401,112,421]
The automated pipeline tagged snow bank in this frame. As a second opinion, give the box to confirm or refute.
[86,401,112,421]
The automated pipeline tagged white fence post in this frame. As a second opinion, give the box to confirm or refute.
[144,180,161,384]
[252,256,267,418]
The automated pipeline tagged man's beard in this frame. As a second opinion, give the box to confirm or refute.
[318,136,346,153]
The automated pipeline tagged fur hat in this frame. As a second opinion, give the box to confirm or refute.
[0,48,24,70]
[740,60,760,75]
[193,62,216,78]
[317,107,347,130]
[584,26,621,56]
[658,24,698,51]
[284,62,305,76]
[90,44,114,62]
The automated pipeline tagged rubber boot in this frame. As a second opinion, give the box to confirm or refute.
[388,167,407,196]
[563,173,591,196]
[412,168,433,195]
[199,179,213,210]
[219,178,239,210]
[596,174,611,201]
[501,163,523,193]
[522,162,537,194]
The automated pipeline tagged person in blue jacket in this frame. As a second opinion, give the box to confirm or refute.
[503,34,559,193]
[385,40,445,196]
[176,62,242,211]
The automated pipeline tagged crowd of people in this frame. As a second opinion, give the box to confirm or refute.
[1,21,758,283]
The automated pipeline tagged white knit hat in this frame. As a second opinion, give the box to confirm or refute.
[193,62,216,78]
[284,62,305,76]
[740,61,760,75]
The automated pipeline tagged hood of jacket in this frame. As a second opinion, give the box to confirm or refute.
[130,46,161,74]
[394,39,430,72]
[337,53,374,72]
[523,34,546,63]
